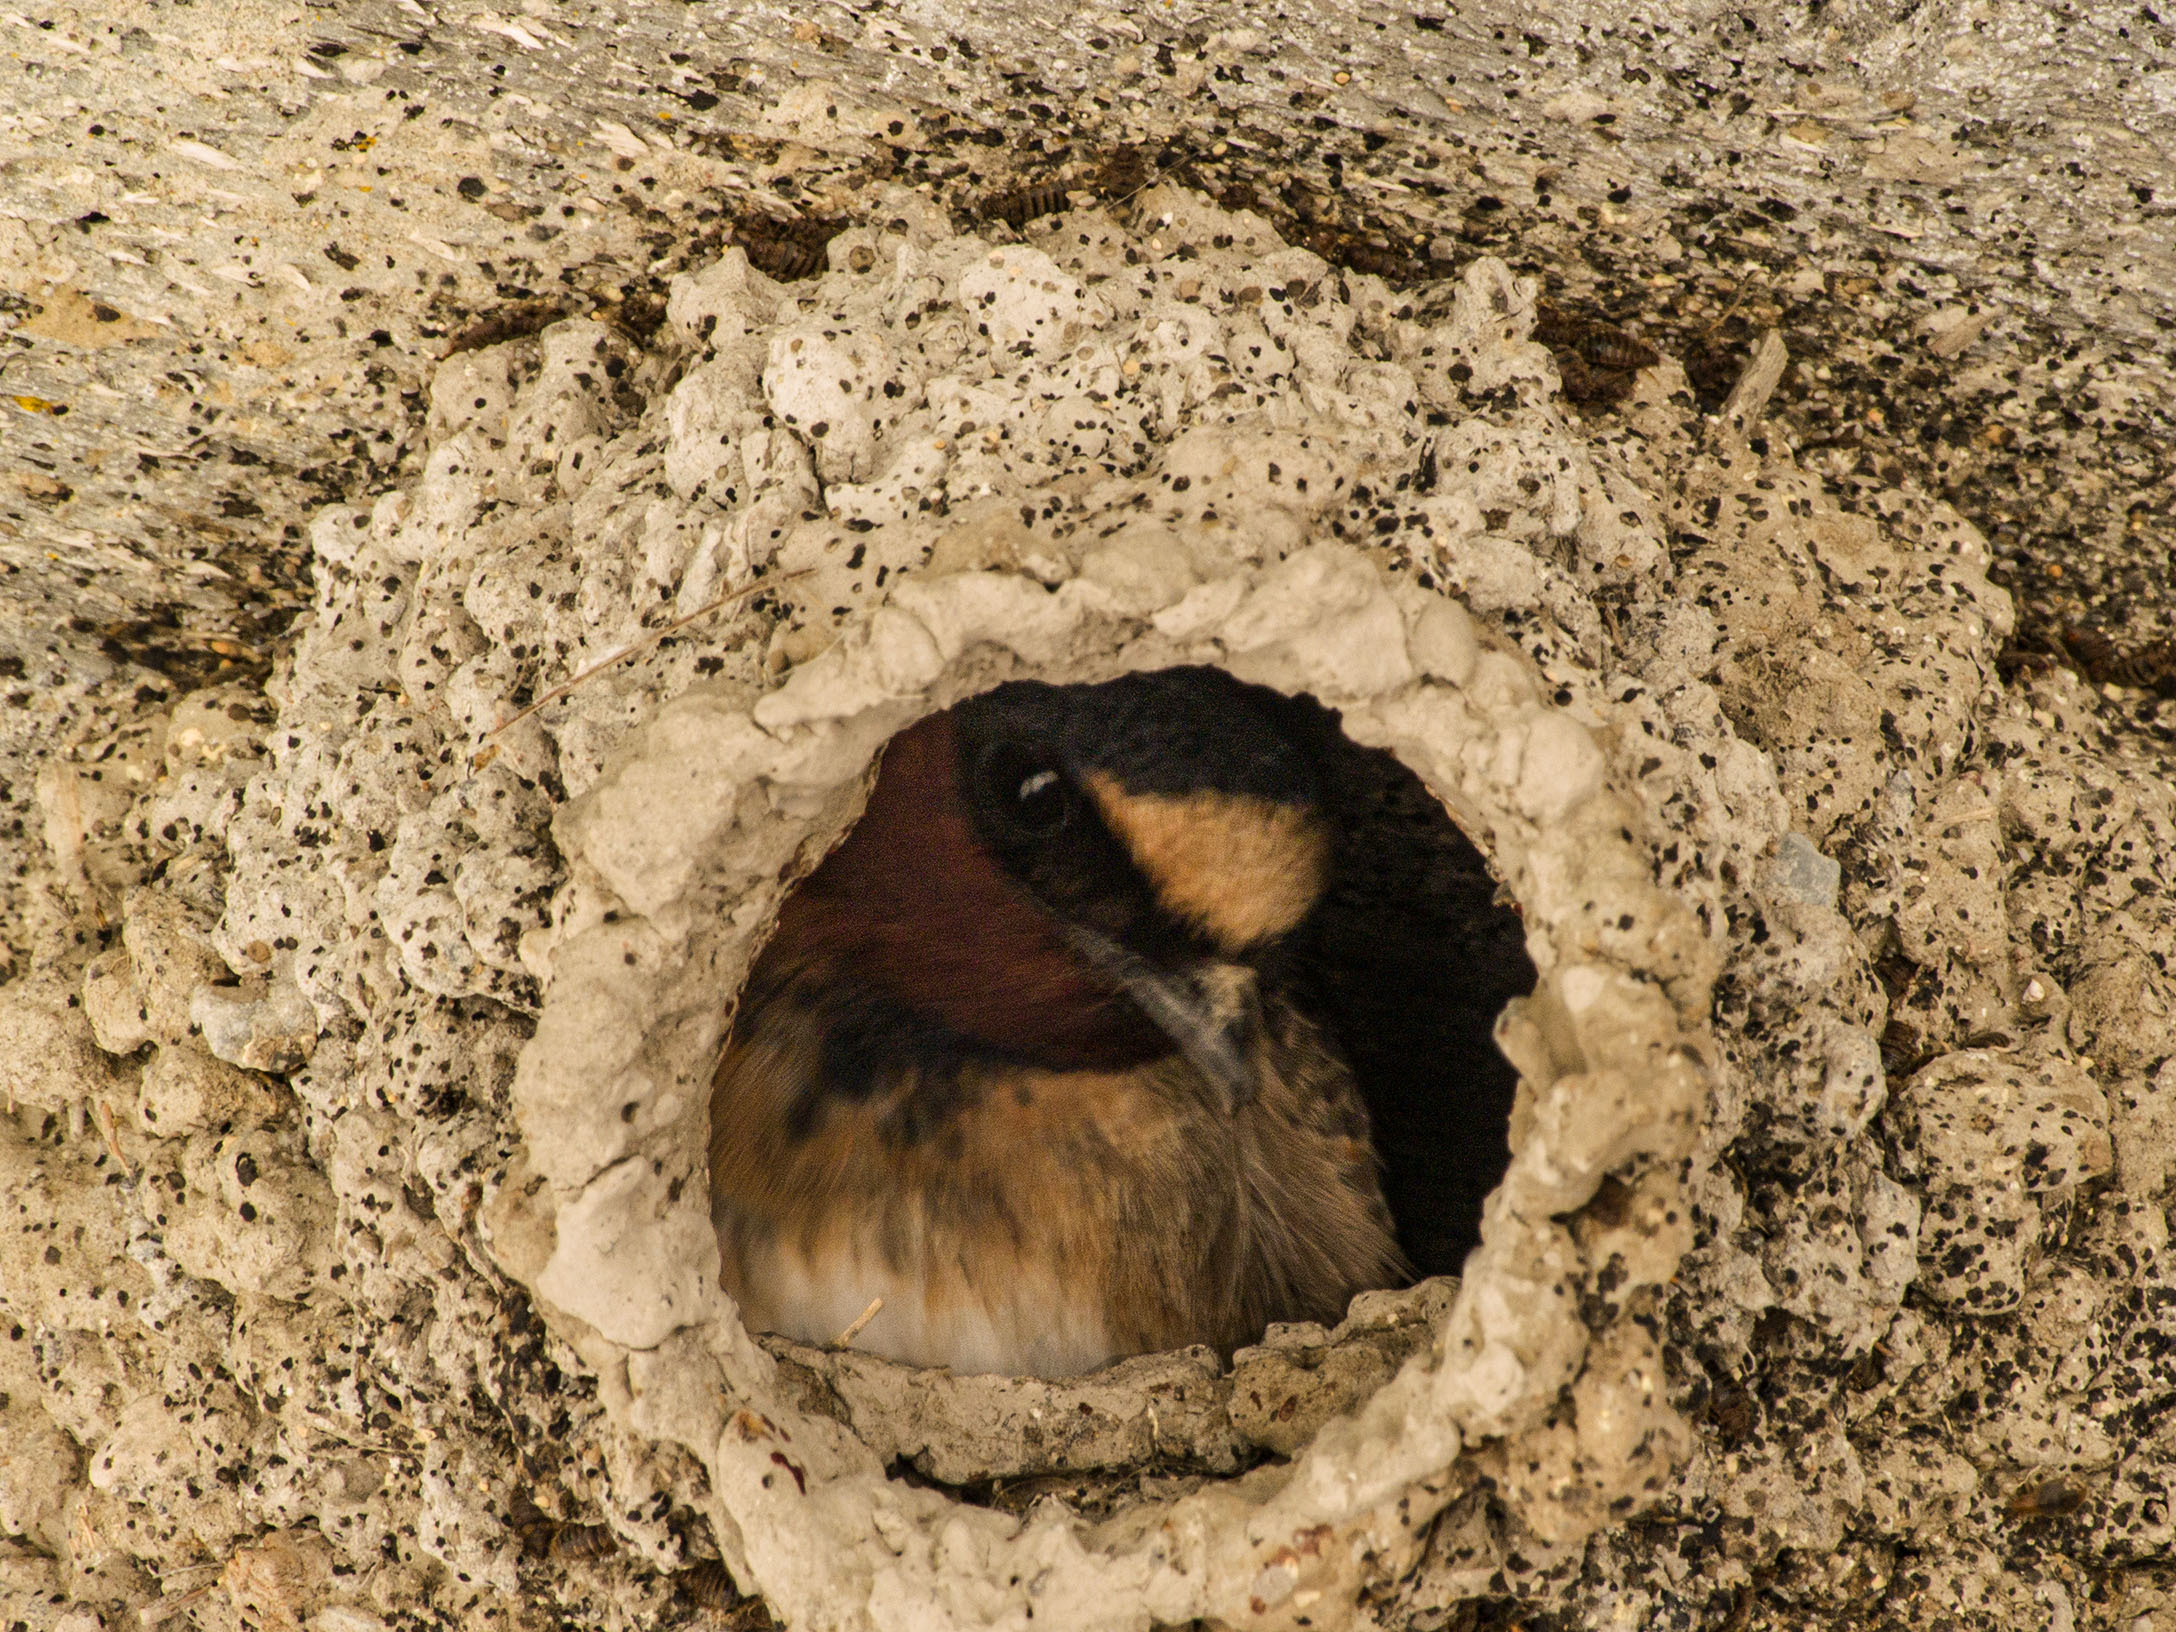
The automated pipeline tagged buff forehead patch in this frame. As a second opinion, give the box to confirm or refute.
[1084,775,1332,953]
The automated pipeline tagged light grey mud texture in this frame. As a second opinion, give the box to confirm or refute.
[3,5,2175,1632]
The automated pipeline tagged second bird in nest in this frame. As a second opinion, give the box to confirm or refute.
[708,666,1532,1377]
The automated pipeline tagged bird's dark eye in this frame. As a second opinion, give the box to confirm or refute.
[978,743,1073,836]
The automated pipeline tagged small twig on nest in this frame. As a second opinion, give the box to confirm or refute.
[478,570,806,760]
[1699,275,1755,340]
[139,1587,215,1628]
[834,1296,884,1348]
[1107,166,1170,217]
[1711,330,1789,455]
[153,1564,225,1587]
[94,1098,130,1174]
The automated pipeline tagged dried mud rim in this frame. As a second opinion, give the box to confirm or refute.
[488,545,1717,1630]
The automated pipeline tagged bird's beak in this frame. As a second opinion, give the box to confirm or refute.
[1056,923,1262,1113]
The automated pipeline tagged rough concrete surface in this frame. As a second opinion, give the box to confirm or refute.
[2,3,2174,1631]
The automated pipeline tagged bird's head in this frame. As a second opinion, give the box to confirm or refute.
[763,666,1334,1114]
[944,667,1331,1109]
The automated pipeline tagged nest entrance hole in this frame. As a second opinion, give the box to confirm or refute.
[704,665,1535,1388]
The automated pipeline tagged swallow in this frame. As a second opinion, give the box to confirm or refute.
[708,666,1531,1377]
